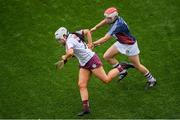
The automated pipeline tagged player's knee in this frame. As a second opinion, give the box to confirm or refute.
[102,77,110,84]
[103,53,110,61]
[78,81,87,89]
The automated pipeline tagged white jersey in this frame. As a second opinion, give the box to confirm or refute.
[65,32,95,66]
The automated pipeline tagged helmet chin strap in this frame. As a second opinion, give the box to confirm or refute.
[61,31,69,44]
[67,31,70,36]
[109,16,118,24]
[112,16,118,23]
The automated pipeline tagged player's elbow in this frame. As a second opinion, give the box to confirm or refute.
[67,49,74,56]
[69,51,74,56]
[104,34,111,40]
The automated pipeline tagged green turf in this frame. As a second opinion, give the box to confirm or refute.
[0,0,180,118]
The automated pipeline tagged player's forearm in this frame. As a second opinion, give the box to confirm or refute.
[93,37,108,45]
[84,29,93,45]
[93,34,111,46]
[94,19,107,29]
[63,54,71,60]
[62,49,74,60]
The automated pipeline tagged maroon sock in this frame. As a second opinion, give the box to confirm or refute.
[82,100,89,112]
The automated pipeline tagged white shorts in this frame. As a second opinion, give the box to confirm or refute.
[114,41,140,56]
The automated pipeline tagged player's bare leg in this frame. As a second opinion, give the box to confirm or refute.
[128,55,156,89]
[77,68,91,116]
[128,55,148,74]
[103,44,134,80]
[103,44,119,66]
[77,66,124,116]
[91,66,123,83]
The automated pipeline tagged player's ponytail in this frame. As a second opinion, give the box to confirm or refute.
[72,32,85,42]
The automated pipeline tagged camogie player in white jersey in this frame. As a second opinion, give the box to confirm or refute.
[54,27,133,116]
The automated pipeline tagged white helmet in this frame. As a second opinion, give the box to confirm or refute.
[104,7,118,18]
[55,27,69,40]
[104,7,118,23]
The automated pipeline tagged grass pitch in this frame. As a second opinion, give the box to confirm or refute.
[0,0,180,118]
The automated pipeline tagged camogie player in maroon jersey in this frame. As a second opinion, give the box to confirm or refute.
[54,27,133,116]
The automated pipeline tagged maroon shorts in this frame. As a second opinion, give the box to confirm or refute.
[80,54,102,70]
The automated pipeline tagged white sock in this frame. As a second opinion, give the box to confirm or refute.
[120,69,126,74]
[144,72,156,82]
[112,63,120,68]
